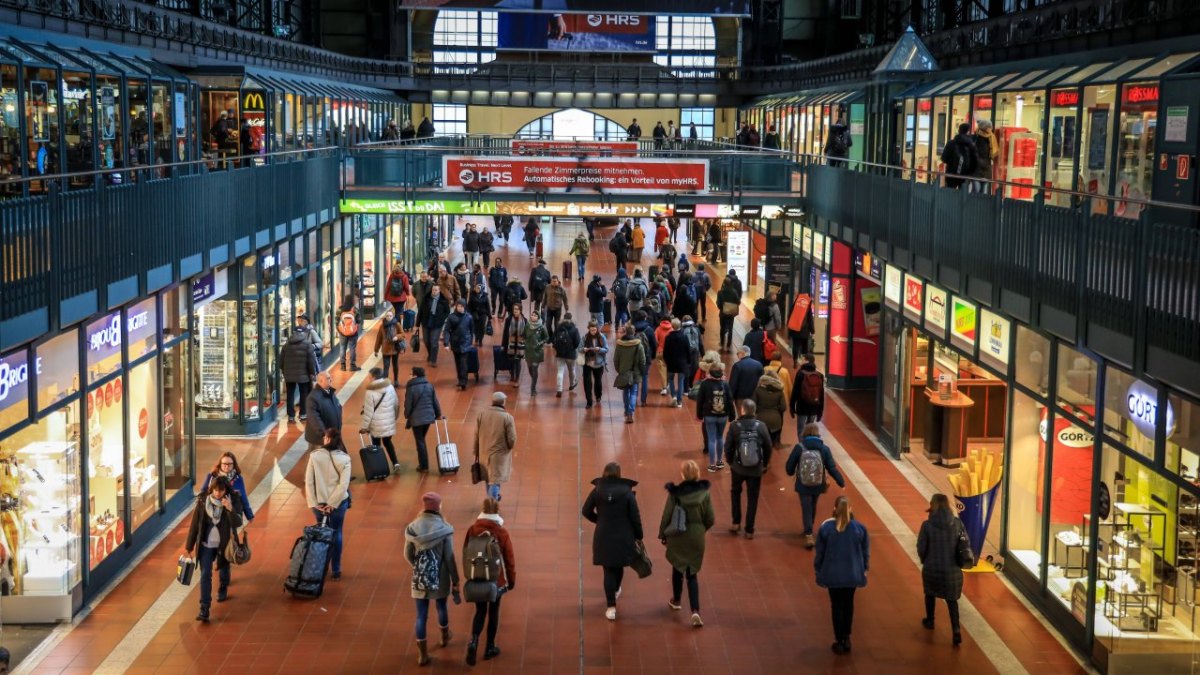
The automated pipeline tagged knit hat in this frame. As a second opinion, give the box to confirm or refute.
[421,492,442,512]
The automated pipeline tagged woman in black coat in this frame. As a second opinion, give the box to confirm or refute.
[918,493,969,646]
[468,283,491,346]
[582,462,644,622]
[184,475,244,622]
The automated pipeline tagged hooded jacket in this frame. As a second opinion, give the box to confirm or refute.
[613,336,646,380]
[785,435,846,495]
[751,372,788,433]
[587,279,608,313]
[631,226,645,249]
[627,277,651,313]
[582,476,643,567]
[569,235,590,258]
[279,330,319,384]
[361,378,400,438]
[523,316,549,363]
[404,511,459,599]
[444,309,474,352]
[488,264,508,291]
[403,376,442,427]
[503,279,528,308]
[384,269,411,304]
[695,376,734,420]
[918,508,967,600]
[463,515,516,589]
[658,479,714,574]
[654,320,673,357]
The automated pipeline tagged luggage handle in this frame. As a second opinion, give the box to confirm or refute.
[434,417,451,445]
[359,433,372,450]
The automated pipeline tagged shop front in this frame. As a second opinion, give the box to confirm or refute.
[0,287,194,622]
[743,88,866,163]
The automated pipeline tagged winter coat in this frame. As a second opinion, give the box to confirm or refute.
[360,379,400,438]
[462,229,480,253]
[404,511,459,600]
[728,357,764,400]
[502,314,528,357]
[279,331,319,384]
[918,509,967,600]
[743,328,767,365]
[523,318,549,364]
[544,285,568,311]
[475,404,516,483]
[444,310,474,352]
[672,283,699,320]
[373,316,402,357]
[185,492,244,555]
[412,279,434,312]
[422,294,451,330]
[489,265,508,291]
[437,274,461,302]
[765,362,792,405]
[815,517,870,589]
[628,277,650,313]
[695,377,735,420]
[716,286,740,315]
[723,416,773,477]
[785,436,846,495]
[658,480,714,574]
[612,336,646,385]
[468,291,491,321]
[384,270,411,305]
[662,330,692,374]
[199,471,255,520]
[403,376,442,428]
[503,280,528,308]
[304,386,343,445]
[791,364,826,420]
[631,227,646,249]
[463,516,516,588]
[529,265,552,295]
[582,331,609,369]
[479,230,496,253]
[587,281,607,313]
[632,320,656,368]
[751,374,787,433]
[582,476,644,568]
[569,236,590,258]
[552,321,582,360]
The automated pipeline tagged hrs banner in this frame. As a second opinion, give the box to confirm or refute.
[442,156,709,194]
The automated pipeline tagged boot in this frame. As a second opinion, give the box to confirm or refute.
[416,639,430,666]
[466,636,479,666]
[483,644,501,660]
[440,625,453,647]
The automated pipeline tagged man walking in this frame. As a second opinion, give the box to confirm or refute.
[552,312,582,398]
[279,320,319,424]
[725,400,772,539]
[729,345,764,413]
[488,258,508,317]
[475,392,517,502]
[305,371,342,451]
[542,276,569,334]
[444,299,475,390]
[403,367,442,473]
[569,232,590,283]
[528,259,552,314]
[421,286,451,366]
[692,263,712,323]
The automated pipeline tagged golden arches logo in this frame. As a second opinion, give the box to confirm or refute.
[243,92,265,111]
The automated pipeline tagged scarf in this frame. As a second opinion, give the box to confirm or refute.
[206,495,223,523]
[978,128,999,160]
[478,512,504,527]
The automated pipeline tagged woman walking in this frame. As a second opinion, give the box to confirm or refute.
[918,493,968,646]
[751,368,788,448]
[501,304,528,387]
[404,492,460,666]
[716,279,739,351]
[373,305,403,385]
[786,423,846,548]
[468,282,490,347]
[200,452,255,525]
[582,462,644,621]
[462,498,516,666]
[360,367,402,473]
[814,495,869,655]
[184,475,244,622]
[695,365,735,472]
[304,429,353,579]
[581,320,609,409]
[658,460,714,627]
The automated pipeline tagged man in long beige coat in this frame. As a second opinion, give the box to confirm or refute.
[475,391,517,502]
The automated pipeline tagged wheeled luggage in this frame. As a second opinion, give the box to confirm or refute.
[492,345,513,378]
[466,347,480,381]
[402,308,416,331]
[562,260,572,280]
[358,434,390,482]
[284,517,335,598]
[435,418,460,474]
[535,235,544,259]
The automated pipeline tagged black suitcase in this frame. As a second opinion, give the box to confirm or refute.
[493,345,512,378]
[284,518,335,598]
[358,434,390,481]
[466,347,480,381]
[602,299,613,325]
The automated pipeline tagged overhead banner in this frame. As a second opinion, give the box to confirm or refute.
[499,13,654,52]
[442,156,709,194]
[511,139,639,156]
[340,198,665,218]
[397,2,751,16]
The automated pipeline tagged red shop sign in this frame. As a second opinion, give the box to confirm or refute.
[974,96,993,110]
[917,99,932,113]
[1051,90,1080,107]
[1123,84,1159,104]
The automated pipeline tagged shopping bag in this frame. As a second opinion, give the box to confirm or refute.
[177,555,196,586]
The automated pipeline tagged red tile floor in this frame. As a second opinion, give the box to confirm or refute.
[19,223,1087,674]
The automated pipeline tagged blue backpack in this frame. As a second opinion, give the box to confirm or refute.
[412,547,441,593]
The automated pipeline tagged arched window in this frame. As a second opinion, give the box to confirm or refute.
[515,109,626,141]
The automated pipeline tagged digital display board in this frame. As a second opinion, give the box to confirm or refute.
[397,1,751,17]
[498,12,654,52]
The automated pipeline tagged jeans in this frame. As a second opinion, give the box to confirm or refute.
[719,315,735,348]
[639,370,649,405]
[590,311,604,328]
[412,424,431,471]
[531,290,545,314]
[372,435,398,465]
[340,334,358,368]
[424,326,443,364]
[311,499,348,575]
[583,366,604,405]
[622,382,639,416]
[671,567,700,612]
[799,493,820,535]
[828,587,857,643]
[464,252,477,270]
[615,304,629,328]
[576,255,586,280]
[925,595,961,631]
[472,597,503,646]
[285,381,312,421]
[544,307,561,334]
[527,361,541,390]
[415,597,449,640]
[668,371,688,403]
[196,543,230,608]
[555,358,577,392]
[382,354,400,383]
[453,349,470,386]
[603,566,625,607]
[697,293,708,322]
[490,289,504,315]
[703,416,728,466]
[487,482,501,501]
[730,473,762,533]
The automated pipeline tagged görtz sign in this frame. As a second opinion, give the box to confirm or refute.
[1126,379,1175,440]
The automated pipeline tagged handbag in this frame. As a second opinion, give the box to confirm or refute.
[955,527,975,569]
[721,301,740,316]
[225,527,251,565]
[470,460,489,485]
[413,328,421,353]
[665,501,688,537]
[176,555,196,586]
[687,382,702,400]
[630,540,653,579]
[575,352,585,366]
[462,578,499,603]
[614,370,632,390]
[485,320,494,336]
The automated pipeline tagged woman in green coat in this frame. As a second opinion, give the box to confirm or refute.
[523,312,550,395]
[658,460,715,628]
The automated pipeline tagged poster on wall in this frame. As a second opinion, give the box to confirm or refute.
[980,308,1011,370]
[860,286,881,337]
[1086,109,1109,171]
[498,13,655,52]
[949,296,978,351]
[100,88,116,140]
[510,139,639,156]
[726,230,750,285]
[831,278,848,311]
[1037,407,1096,525]
[802,227,814,259]
[884,264,902,309]
[174,92,187,138]
[924,285,948,336]
[902,274,923,320]
[813,233,825,264]
[29,81,48,142]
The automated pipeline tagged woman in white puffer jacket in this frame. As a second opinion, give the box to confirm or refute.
[360,367,401,472]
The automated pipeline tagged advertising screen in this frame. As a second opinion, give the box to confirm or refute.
[441,156,708,193]
[499,13,655,52]
[398,2,750,16]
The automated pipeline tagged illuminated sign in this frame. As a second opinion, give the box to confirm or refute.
[924,285,947,333]
[950,296,977,349]
[0,353,40,404]
[1125,379,1176,440]
[88,312,149,352]
[981,309,1011,367]
[340,199,663,217]
[1123,84,1159,105]
[242,90,267,112]
[903,274,923,317]
[974,96,993,111]
[917,99,932,113]
[1051,90,1080,107]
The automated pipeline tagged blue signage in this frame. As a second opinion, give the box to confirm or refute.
[498,12,655,53]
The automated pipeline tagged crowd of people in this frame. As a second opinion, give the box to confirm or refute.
[181,217,976,665]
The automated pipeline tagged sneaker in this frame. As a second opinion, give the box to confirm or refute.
[690,613,704,628]
[393,463,402,472]
[287,417,296,424]
[673,401,683,408]
[217,588,228,602]
[716,462,726,470]
[625,415,634,424]
[744,532,755,540]
[804,534,815,549]
[707,465,717,473]
[668,598,682,611]
[729,525,741,534]
[616,586,622,600]
[299,416,307,422]
[570,381,578,391]
[605,607,617,621]
[660,388,669,396]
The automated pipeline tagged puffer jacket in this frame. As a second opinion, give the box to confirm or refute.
[361,378,400,438]
[918,508,967,600]
[582,476,643,568]
[751,373,788,433]
[488,265,508,292]
[403,376,442,427]
[279,330,318,383]
[404,511,460,600]
[612,336,646,381]
[444,310,474,352]
[658,480,714,574]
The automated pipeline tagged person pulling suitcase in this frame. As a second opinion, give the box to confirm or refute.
[304,429,353,580]
[360,367,401,476]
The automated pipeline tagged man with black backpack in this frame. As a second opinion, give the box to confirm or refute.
[608,232,628,272]
[790,353,826,436]
[824,111,852,168]
[941,122,979,189]
[724,400,773,540]
[552,312,582,398]
[528,259,552,314]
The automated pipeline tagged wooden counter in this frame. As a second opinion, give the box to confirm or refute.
[923,388,975,465]
[926,389,975,408]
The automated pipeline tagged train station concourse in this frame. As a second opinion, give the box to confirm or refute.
[0,1,1198,673]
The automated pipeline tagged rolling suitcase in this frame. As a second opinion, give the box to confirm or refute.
[602,299,613,325]
[284,517,335,598]
[435,418,460,474]
[402,308,416,331]
[493,345,512,379]
[535,235,544,259]
[358,434,390,482]
[466,347,480,382]
[562,260,572,280]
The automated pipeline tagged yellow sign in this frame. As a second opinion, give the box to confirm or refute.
[242,91,266,112]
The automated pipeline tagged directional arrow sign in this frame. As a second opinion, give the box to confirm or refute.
[831,336,849,344]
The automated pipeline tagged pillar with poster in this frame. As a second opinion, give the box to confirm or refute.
[824,241,879,389]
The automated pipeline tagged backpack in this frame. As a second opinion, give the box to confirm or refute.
[754,298,771,324]
[628,281,646,303]
[531,268,550,293]
[637,331,652,368]
[463,531,504,583]
[736,421,762,468]
[665,502,688,537]
[800,371,824,405]
[612,279,628,302]
[828,129,849,156]
[799,445,825,487]
[412,546,441,593]
[608,236,623,254]
[504,285,523,307]
[763,333,778,361]
[683,326,700,356]
[553,324,575,355]
[681,283,697,304]
[710,385,727,416]
[337,311,359,337]
[389,277,405,298]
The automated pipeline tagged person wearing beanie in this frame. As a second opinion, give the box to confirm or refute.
[462,498,516,665]
[586,274,608,329]
[475,393,516,502]
[405,492,460,666]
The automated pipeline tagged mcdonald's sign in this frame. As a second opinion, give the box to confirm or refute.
[242,90,266,112]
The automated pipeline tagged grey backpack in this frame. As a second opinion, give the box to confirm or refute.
[665,501,688,536]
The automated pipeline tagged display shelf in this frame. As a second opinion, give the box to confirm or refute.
[14,439,81,597]
[197,302,234,418]
[1003,131,1042,201]
[1052,529,1089,579]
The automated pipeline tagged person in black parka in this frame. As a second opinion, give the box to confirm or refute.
[582,462,644,622]
[918,493,969,646]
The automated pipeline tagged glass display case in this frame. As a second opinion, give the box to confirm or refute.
[196,300,236,419]
[241,300,260,420]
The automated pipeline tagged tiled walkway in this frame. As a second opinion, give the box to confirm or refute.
[18,222,1086,674]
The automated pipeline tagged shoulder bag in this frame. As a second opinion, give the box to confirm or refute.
[955,522,975,569]
[630,540,653,579]
[225,527,251,565]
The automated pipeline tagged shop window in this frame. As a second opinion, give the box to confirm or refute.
[994,90,1045,201]
[1056,344,1097,422]
[37,330,80,411]
[913,99,932,182]
[61,70,94,178]
[126,298,158,361]
[0,349,31,433]
[1014,326,1051,395]
[25,67,60,179]
[162,285,189,343]
[1169,394,1198,484]
[1008,389,1048,578]
[241,299,261,420]
[1080,85,1116,211]
[85,312,123,383]
[195,300,238,421]
[1045,88,1080,204]
[86,374,125,570]
[1042,416,1094,628]
[150,82,172,165]
[932,96,950,170]
[1102,366,1155,460]
[1114,81,1158,219]
[126,359,160,531]
[1,402,83,597]
[127,77,149,167]
[161,339,191,499]
[0,64,20,185]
